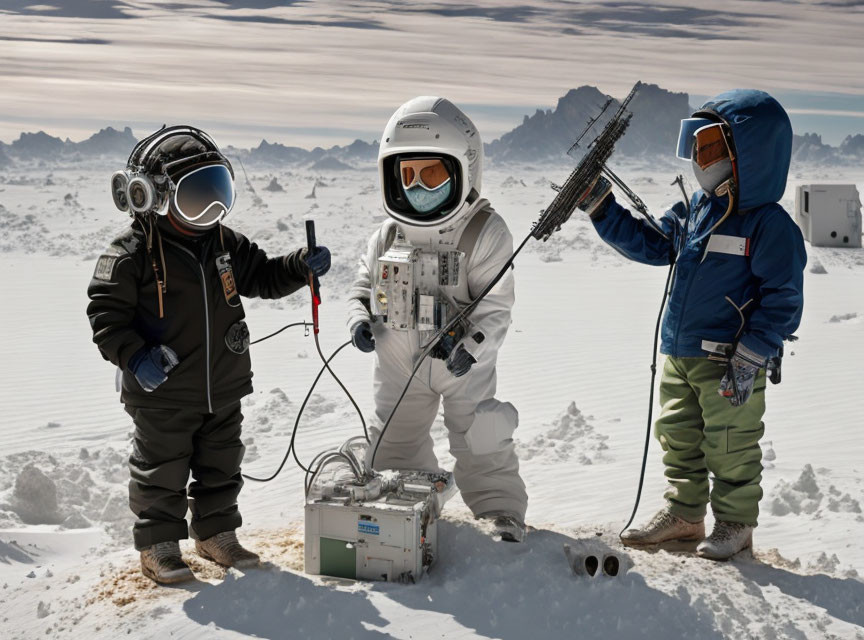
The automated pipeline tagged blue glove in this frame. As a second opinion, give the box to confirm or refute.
[302,246,331,278]
[351,321,375,353]
[719,343,766,407]
[446,343,477,378]
[128,345,180,392]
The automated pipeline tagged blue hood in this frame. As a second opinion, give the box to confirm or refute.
[694,89,792,209]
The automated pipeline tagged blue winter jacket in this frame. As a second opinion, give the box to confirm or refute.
[593,89,806,359]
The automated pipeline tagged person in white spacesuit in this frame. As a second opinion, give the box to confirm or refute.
[346,97,528,542]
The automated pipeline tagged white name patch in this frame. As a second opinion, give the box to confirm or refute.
[93,255,118,281]
[705,234,750,258]
[701,340,731,355]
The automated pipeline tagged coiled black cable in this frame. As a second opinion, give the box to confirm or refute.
[250,321,311,345]
[241,318,366,483]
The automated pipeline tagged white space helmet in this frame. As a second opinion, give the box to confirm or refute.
[378,96,483,227]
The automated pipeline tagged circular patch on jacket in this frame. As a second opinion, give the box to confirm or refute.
[225,320,250,354]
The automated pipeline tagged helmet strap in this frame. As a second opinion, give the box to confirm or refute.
[140,214,168,319]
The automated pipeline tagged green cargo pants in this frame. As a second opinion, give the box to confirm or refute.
[655,357,766,526]
[125,402,245,550]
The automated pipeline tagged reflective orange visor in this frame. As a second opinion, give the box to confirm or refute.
[694,124,730,170]
[400,158,451,190]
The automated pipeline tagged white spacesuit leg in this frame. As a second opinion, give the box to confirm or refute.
[366,340,442,473]
[431,359,528,521]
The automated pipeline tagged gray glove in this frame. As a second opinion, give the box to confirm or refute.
[446,343,477,378]
[719,343,766,407]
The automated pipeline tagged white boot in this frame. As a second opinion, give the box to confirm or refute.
[697,521,753,560]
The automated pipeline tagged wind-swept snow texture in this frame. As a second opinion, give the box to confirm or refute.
[1,162,862,639]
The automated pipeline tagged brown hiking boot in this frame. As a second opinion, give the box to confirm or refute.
[697,521,753,560]
[195,531,260,568]
[620,508,705,548]
[140,541,195,584]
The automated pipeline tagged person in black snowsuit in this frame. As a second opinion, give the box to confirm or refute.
[87,126,331,584]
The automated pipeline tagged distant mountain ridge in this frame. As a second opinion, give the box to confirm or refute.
[790,132,864,165]
[0,126,380,170]
[1,86,862,169]
[484,82,692,161]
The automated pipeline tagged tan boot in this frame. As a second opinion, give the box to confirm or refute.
[697,521,753,560]
[195,531,260,568]
[140,541,195,584]
[620,508,705,548]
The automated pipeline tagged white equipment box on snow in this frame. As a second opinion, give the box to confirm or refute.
[305,457,456,583]
[795,184,862,248]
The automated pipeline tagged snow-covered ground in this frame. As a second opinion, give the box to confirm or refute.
[1,161,862,639]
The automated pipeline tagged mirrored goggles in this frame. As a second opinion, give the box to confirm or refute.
[400,158,451,191]
[171,164,235,227]
[693,123,732,170]
[676,117,715,160]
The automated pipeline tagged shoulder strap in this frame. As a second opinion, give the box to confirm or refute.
[457,208,492,264]
[379,220,399,255]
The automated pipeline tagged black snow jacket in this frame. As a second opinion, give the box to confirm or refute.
[87,221,308,412]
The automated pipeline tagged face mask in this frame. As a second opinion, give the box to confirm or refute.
[403,180,452,215]
[692,156,733,195]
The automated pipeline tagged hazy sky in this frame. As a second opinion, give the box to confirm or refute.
[1,0,862,148]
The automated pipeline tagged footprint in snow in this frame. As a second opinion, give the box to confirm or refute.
[516,402,610,464]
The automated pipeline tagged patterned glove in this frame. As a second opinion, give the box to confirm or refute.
[351,321,375,353]
[128,345,179,392]
[577,176,613,219]
[446,343,477,378]
[719,343,766,407]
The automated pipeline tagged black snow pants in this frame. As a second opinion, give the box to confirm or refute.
[125,402,245,550]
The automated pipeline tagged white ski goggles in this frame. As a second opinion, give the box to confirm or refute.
[400,158,452,191]
[170,164,236,227]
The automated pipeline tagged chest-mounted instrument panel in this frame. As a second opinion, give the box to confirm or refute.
[371,234,463,331]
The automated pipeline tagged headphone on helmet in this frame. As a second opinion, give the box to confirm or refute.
[111,125,232,216]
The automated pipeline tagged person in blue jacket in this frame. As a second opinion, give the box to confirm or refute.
[578,89,806,559]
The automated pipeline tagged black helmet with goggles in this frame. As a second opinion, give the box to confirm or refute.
[111,125,235,232]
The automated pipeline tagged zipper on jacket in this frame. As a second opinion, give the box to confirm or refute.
[165,239,214,413]
[673,198,725,355]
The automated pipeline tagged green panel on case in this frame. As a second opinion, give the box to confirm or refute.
[319,537,356,579]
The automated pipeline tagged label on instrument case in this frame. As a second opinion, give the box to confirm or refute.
[358,521,380,536]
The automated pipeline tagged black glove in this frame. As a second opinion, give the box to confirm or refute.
[430,324,465,360]
[446,343,477,378]
[719,343,766,407]
[127,345,179,392]
[302,246,331,278]
[351,321,375,353]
